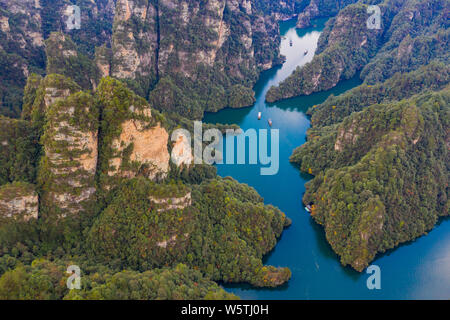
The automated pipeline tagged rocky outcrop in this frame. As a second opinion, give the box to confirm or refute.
[0,0,44,47]
[150,192,191,212]
[38,77,98,217]
[45,33,100,90]
[108,0,295,118]
[0,0,45,117]
[28,74,81,127]
[111,0,158,80]
[108,115,170,181]
[171,131,193,168]
[267,2,383,102]
[0,182,38,221]
[296,0,320,28]
[334,119,360,151]
[95,46,112,79]
[97,77,171,186]
[296,0,357,29]
[270,0,449,102]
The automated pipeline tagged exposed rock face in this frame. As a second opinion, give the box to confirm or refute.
[43,86,72,109]
[111,0,158,80]
[0,0,306,117]
[0,182,38,221]
[296,0,319,28]
[108,0,299,117]
[97,77,171,186]
[0,0,44,47]
[267,2,383,102]
[45,32,100,90]
[108,115,170,181]
[38,77,98,217]
[150,192,191,212]
[95,46,112,78]
[171,131,193,168]
[296,0,358,29]
[0,0,45,117]
[270,0,449,103]
[29,74,81,126]
[334,119,360,151]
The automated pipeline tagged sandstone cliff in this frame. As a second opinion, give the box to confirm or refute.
[107,0,299,118]
[0,0,45,117]
[96,77,171,189]
[38,76,98,217]
[0,182,38,221]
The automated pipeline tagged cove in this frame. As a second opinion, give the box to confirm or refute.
[203,18,450,300]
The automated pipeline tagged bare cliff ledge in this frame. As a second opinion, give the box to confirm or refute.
[0,0,307,118]
[0,182,38,221]
[106,0,301,118]
[37,76,99,217]
[96,77,172,189]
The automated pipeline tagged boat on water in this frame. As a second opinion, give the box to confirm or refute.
[258,112,262,120]
[305,204,312,213]
[268,119,273,126]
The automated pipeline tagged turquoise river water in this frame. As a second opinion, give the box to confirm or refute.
[204,18,450,299]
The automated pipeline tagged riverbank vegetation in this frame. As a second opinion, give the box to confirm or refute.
[292,83,449,271]
[267,0,449,102]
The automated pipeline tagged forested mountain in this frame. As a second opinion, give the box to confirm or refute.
[287,0,449,271]
[0,0,311,300]
[0,0,308,119]
[0,0,448,300]
[292,86,449,271]
[0,66,291,298]
[266,0,449,102]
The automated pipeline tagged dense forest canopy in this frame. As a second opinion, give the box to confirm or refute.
[0,0,448,300]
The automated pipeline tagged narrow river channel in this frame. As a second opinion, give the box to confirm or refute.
[204,18,450,300]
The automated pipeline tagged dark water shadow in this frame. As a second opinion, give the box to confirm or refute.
[370,215,450,263]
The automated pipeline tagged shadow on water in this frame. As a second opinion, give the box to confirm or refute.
[372,215,450,263]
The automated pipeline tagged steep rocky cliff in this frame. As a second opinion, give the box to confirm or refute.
[37,76,98,217]
[296,0,357,28]
[0,0,116,117]
[45,32,100,90]
[0,0,45,117]
[267,2,383,102]
[107,0,303,118]
[267,0,449,102]
[0,0,312,118]
[96,77,171,189]
[0,182,38,221]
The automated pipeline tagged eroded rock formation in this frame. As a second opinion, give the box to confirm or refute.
[0,182,38,221]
